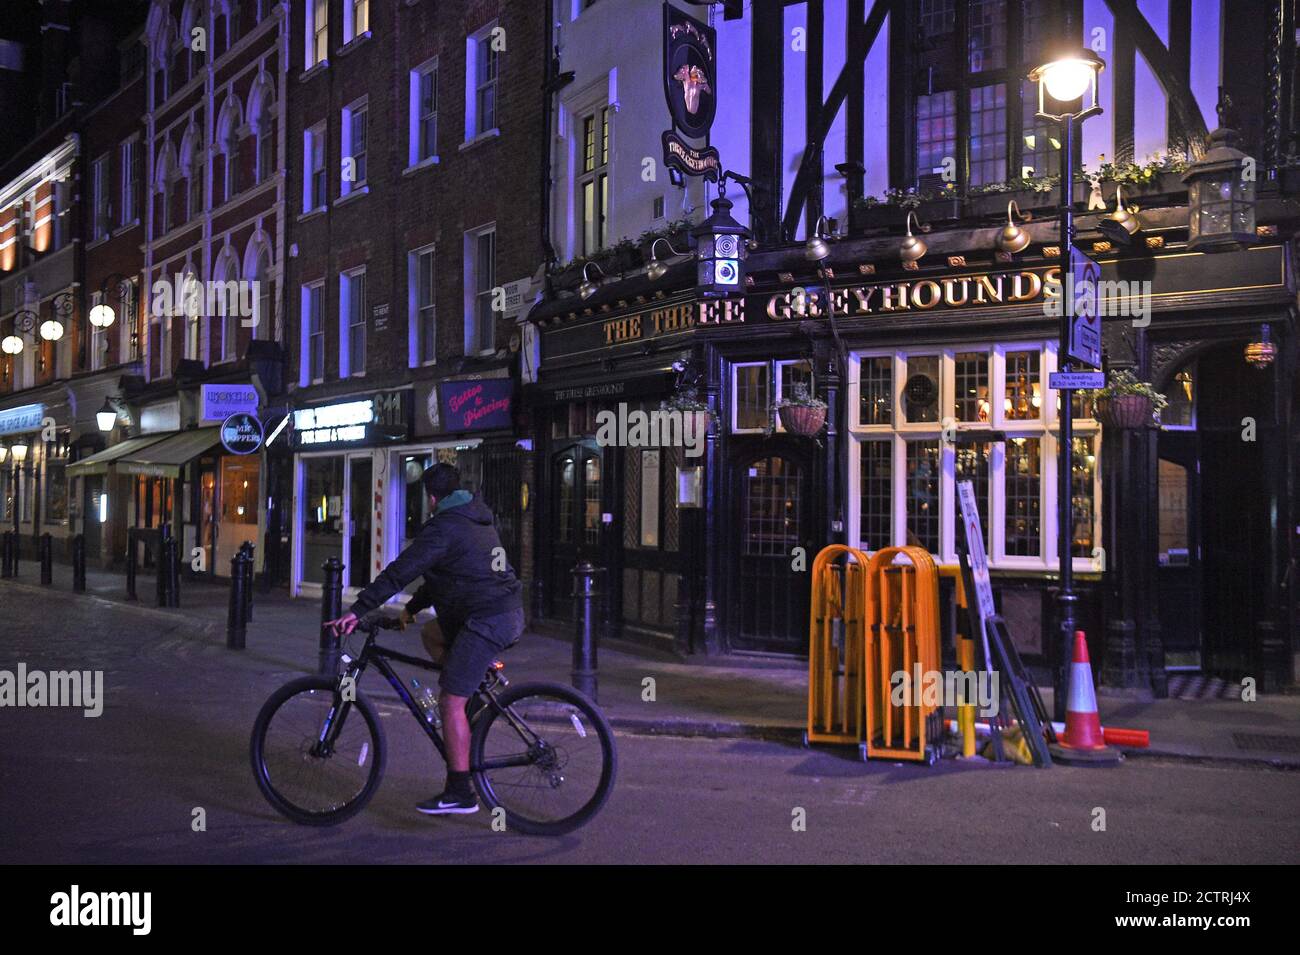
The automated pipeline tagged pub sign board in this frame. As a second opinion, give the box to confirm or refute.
[662,4,720,181]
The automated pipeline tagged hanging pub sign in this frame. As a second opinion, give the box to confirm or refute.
[220,413,263,455]
[438,379,513,433]
[661,4,720,181]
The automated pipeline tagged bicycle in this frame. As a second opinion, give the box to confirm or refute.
[250,615,617,835]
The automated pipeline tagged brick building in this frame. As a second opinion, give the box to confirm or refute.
[280,0,544,606]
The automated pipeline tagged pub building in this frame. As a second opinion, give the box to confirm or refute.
[287,370,528,608]
[527,182,1297,691]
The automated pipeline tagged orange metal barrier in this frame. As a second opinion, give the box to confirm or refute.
[806,545,870,745]
[863,547,944,763]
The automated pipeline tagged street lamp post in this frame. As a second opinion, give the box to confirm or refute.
[1029,49,1104,721]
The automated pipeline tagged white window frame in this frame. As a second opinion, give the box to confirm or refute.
[303,122,326,212]
[300,280,325,385]
[844,342,1101,572]
[408,243,436,367]
[408,57,438,167]
[119,137,140,226]
[576,105,610,257]
[463,223,496,356]
[89,291,108,371]
[91,153,111,241]
[340,266,366,378]
[340,97,368,195]
[464,22,500,142]
[307,0,329,69]
[343,0,370,44]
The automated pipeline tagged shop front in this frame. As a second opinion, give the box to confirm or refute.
[289,388,412,600]
[529,285,748,654]
[739,234,1295,688]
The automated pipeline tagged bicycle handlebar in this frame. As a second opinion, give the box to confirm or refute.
[360,614,405,633]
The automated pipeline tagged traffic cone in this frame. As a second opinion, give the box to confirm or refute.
[1050,630,1122,766]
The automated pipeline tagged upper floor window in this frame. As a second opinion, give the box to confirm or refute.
[303,282,325,383]
[466,24,500,139]
[119,138,141,226]
[304,122,326,211]
[465,225,495,355]
[412,245,436,365]
[308,0,328,69]
[344,0,370,44]
[341,269,366,377]
[341,100,368,193]
[91,154,111,242]
[409,59,438,166]
[909,0,1061,192]
[578,106,609,256]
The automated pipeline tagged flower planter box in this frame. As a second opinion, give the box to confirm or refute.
[1095,394,1153,429]
[778,404,826,436]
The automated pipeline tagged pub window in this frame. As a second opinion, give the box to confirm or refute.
[731,359,815,433]
[908,0,1061,192]
[849,343,1099,570]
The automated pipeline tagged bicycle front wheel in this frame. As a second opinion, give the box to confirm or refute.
[470,682,616,836]
[250,675,386,827]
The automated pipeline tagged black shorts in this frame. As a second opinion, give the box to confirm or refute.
[439,607,525,697]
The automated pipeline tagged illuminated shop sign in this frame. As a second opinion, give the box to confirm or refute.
[0,403,45,436]
[290,392,411,450]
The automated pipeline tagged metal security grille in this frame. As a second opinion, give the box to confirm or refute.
[479,442,522,568]
[743,457,802,556]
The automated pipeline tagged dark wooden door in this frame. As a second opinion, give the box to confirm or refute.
[729,446,816,652]
[1156,431,1202,670]
[548,442,604,619]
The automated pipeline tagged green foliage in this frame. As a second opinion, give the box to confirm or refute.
[1086,369,1169,412]
[774,381,827,411]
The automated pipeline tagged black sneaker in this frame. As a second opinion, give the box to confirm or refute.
[416,791,479,815]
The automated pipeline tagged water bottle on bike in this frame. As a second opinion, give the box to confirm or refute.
[411,678,441,729]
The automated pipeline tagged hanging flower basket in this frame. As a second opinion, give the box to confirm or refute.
[775,383,828,436]
[1094,394,1154,429]
[778,403,826,435]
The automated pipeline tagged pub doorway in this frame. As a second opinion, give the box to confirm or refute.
[1157,345,1273,678]
[726,440,818,653]
[548,441,604,620]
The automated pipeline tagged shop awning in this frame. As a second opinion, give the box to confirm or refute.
[66,434,173,477]
[117,427,222,478]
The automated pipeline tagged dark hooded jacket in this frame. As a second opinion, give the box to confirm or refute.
[348,490,522,628]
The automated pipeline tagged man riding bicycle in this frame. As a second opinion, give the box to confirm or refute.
[326,463,525,816]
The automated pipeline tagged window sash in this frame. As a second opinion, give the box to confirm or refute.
[308,285,324,381]
[847,344,1100,570]
[419,69,437,158]
[348,273,366,375]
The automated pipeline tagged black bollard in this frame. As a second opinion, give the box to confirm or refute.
[227,549,249,650]
[125,530,138,600]
[571,561,604,702]
[167,535,181,608]
[72,533,86,592]
[155,526,168,607]
[319,556,344,674]
[39,532,52,585]
[239,541,255,623]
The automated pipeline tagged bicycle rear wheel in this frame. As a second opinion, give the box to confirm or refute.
[470,682,616,836]
[250,675,386,826]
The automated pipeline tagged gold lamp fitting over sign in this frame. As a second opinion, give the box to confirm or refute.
[900,211,928,263]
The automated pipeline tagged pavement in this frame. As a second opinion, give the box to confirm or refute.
[3,560,1299,770]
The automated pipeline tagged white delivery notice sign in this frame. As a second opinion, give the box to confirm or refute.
[957,479,997,621]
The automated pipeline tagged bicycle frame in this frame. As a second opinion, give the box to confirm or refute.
[322,625,535,773]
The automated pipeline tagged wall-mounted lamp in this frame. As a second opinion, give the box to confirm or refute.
[578,262,607,300]
[1097,184,1142,245]
[995,200,1031,254]
[646,237,690,281]
[804,215,832,262]
[900,211,928,263]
